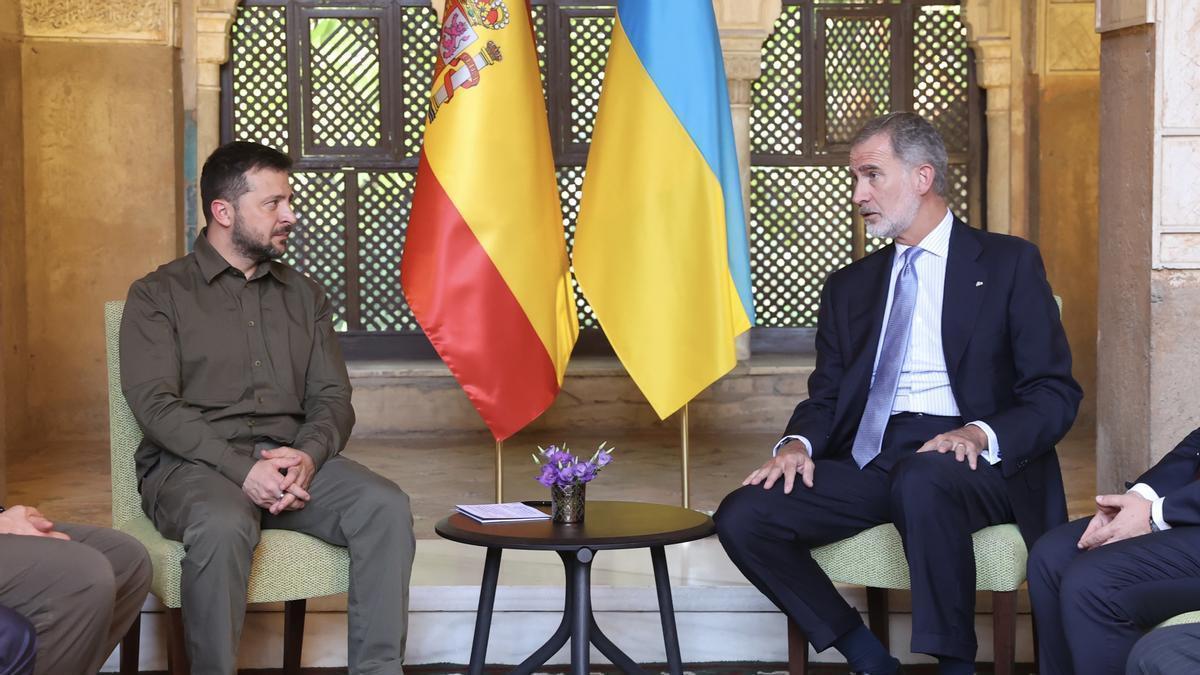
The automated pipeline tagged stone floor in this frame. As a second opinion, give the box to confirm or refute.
[7,427,1098,539]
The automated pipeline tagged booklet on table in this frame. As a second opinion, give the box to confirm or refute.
[456,502,552,523]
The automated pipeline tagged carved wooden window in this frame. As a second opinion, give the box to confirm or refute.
[749,0,983,337]
[221,0,616,355]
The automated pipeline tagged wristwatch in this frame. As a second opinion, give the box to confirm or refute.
[1150,513,1162,533]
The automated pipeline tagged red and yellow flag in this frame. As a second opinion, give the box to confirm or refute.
[401,0,578,440]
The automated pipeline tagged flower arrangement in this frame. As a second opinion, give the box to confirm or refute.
[532,442,614,488]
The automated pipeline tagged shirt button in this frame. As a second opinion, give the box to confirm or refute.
[254,360,262,367]
[248,320,255,327]
[257,396,264,404]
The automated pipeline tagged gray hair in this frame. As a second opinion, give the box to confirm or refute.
[851,112,949,197]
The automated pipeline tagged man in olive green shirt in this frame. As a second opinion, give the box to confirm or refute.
[120,141,414,675]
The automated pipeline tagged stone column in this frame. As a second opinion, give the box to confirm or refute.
[185,0,239,246]
[962,0,1032,239]
[1096,1,1200,491]
[715,0,782,358]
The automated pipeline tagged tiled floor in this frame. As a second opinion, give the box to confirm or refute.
[7,427,1097,539]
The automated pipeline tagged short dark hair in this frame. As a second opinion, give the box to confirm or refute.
[851,112,949,197]
[200,141,293,224]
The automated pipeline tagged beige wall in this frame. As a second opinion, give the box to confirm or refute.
[1095,24,1154,491]
[0,0,23,500]
[20,40,179,439]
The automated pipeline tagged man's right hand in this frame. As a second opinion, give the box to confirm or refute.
[243,456,304,509]
[0,506,70,539]
[742,445,815,493]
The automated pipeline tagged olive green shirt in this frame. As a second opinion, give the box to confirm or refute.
[119,229,355,495]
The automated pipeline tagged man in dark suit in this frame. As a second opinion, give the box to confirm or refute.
[714,112,1081,675]
[1029,426,1200,674]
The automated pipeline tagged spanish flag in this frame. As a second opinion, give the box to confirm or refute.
[573,1,754,419]
[401,0,578,440]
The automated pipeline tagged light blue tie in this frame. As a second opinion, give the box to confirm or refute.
[851,246,924,469]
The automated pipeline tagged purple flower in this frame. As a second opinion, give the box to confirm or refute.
[533,442,615,486]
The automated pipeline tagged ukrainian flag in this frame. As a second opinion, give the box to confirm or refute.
[573,0,754,420]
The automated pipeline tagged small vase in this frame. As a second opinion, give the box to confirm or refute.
[551,483,586,524]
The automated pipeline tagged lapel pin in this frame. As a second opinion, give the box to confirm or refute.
[975,281,984,287]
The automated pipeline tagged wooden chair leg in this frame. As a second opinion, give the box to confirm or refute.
[283,599,306,675]
[1032,611,1041,674]
[119,613,140,675]
[166,607,189,675]
[866,586,890,649]
[992,590,1016,675]
[787,617,809,675]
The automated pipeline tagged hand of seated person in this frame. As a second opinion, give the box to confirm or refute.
[243,453,311,514]
[743,444,815,493]
[0,505,70,539]
[1077,492,1152,550]
[917,425,988,470]
[261,447,316,515]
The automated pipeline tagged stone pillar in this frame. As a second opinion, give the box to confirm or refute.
[715,0,781,358]
[962,0,1032,239]
[185,0,238,246]
[1096,1,1200,491]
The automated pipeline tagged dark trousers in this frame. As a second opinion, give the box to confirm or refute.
[1028,518,1200,675]
[147,455,416,675]
[1126,623,1200,674]
[715,413,1015,662]
[0,524,151,675]
[0,606,35,675]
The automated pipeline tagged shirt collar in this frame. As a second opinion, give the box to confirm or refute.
[194,227,288,285]
[895,208,953,260]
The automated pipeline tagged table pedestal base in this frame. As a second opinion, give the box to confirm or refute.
[466,546,684,675]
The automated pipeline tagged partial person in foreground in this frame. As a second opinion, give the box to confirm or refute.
[120,141,415,674]
[714,112,1081,675]
[0,503,150,674]
[1029,425,1200,675]
[1126,622,1200,674]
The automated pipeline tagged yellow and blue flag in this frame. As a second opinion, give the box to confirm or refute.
[573,0,754,419]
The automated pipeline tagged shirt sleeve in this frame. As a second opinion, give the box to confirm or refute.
[966,420,1002,465]
[1127,483,1172,531]
[120,280,256,486]
[772,435,813,457]
[291,290,355,471]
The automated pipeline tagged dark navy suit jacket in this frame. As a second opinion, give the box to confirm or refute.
[1133,427,1200,526]
[784,218,1083,545]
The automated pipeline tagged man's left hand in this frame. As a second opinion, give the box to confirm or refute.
[261,447,316,515]
[1076,493,1152,550]
[917,425,988,470]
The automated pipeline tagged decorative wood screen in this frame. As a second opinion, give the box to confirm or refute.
[749,0,981,332]
[221,0,981,353]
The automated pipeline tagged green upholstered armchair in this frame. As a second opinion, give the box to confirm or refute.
[106,300,351,674]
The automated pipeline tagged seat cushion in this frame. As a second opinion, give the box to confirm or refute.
[1160,610,1200,628]
[811,523,1027,592]
[120,515,351,608]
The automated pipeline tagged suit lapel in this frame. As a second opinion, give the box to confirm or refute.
[844,246,894,395]
[942,219,985,378]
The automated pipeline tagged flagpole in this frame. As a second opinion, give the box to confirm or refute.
[681,403,690,509]
[495,439,504,504]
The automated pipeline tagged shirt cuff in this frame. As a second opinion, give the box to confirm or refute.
[1152,497,1172,531]
[1127,482,1160,502]
[772,435,812,457]
[966,421,1001,465]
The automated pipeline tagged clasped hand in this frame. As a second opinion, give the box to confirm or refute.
[1077,493,1152,550]
[0,505,69,539]
[242,447,316,515]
